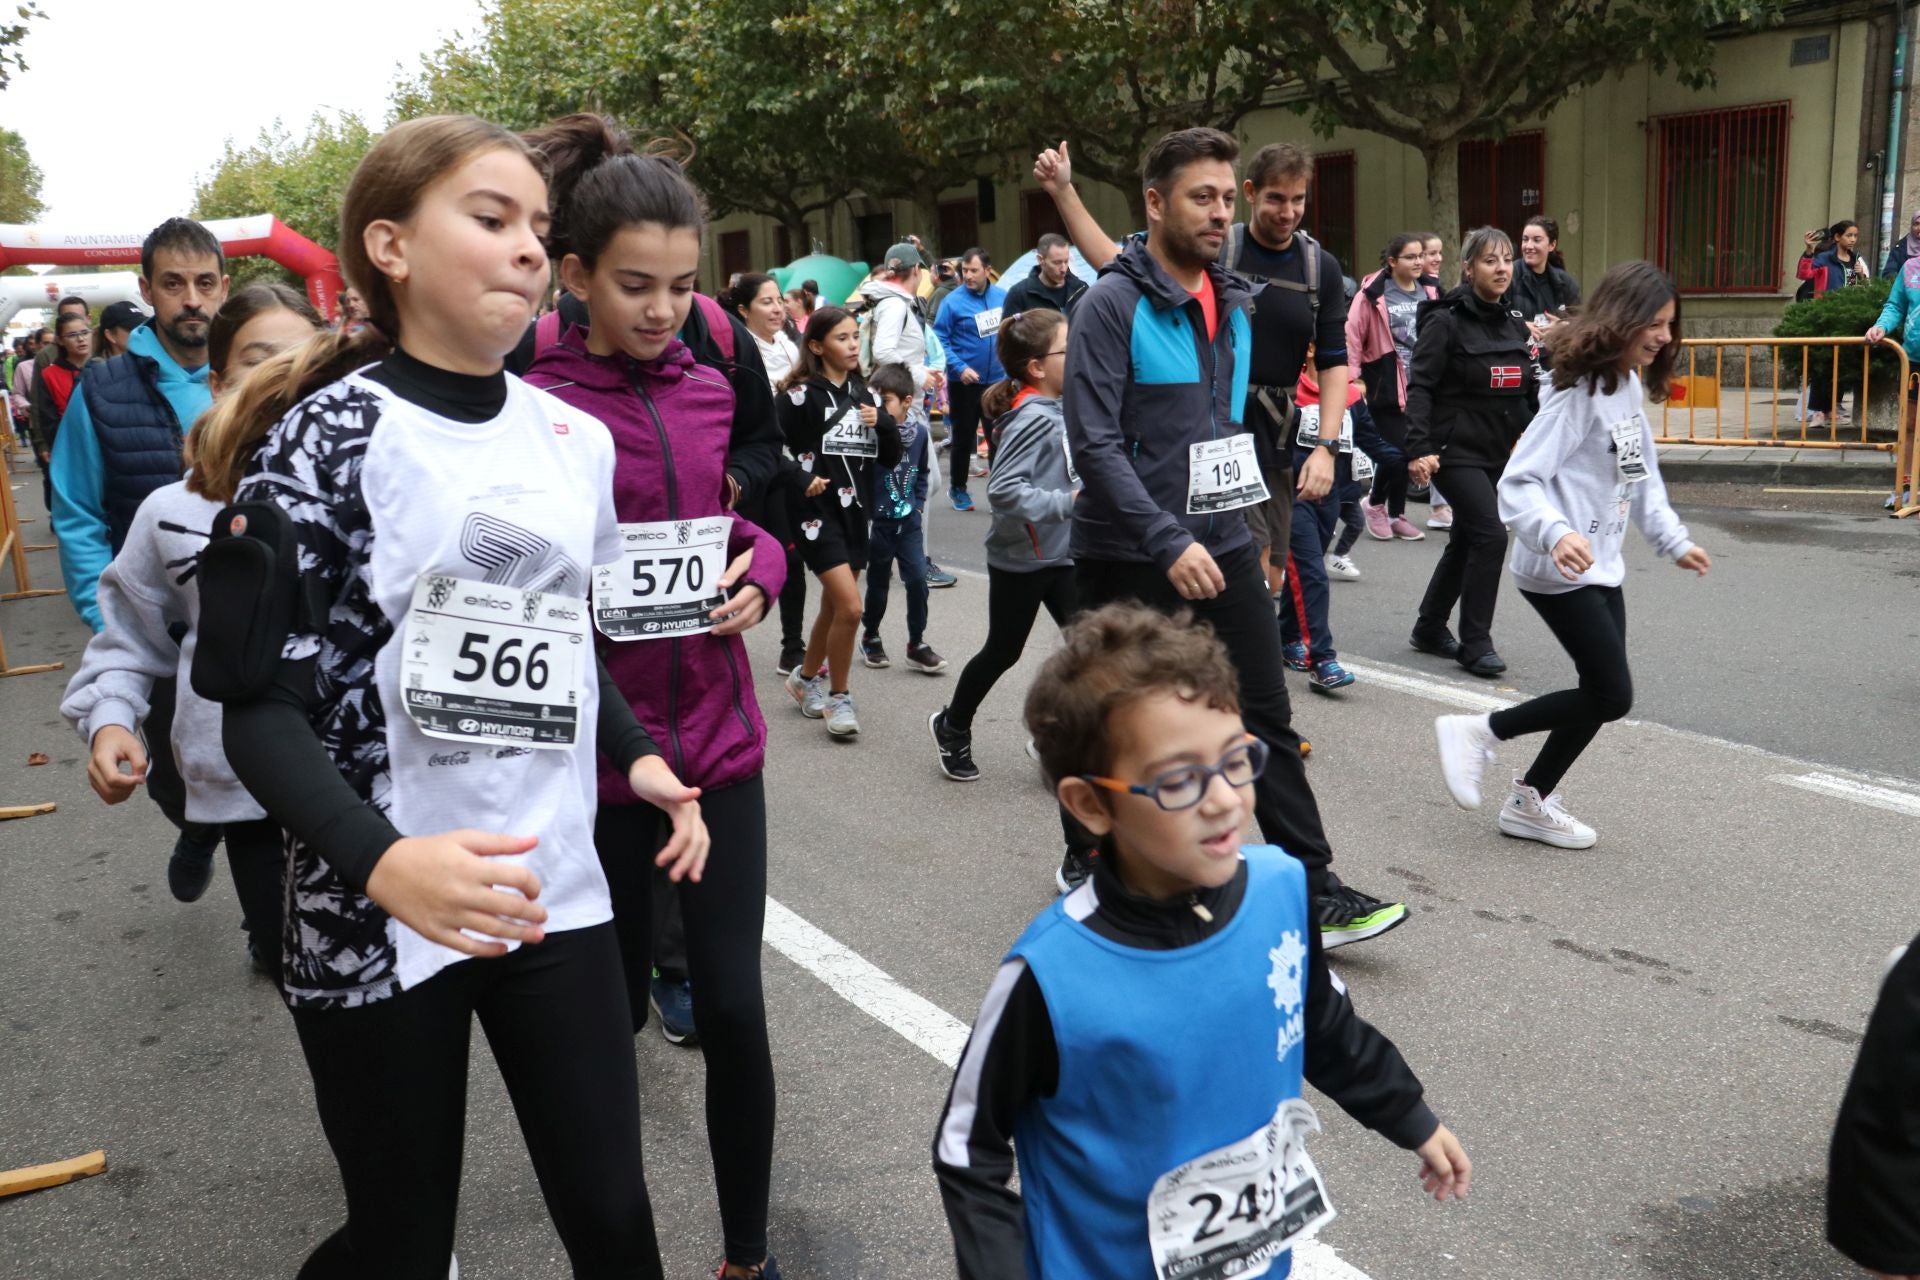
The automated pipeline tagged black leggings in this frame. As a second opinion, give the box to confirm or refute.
[1415,462,1508,660]
[1368,404,1411,517]
[1078,546,1333,895]
[291,922,660,1280]
[1488,586,1633,795]
[595,774,774,1266]
[223,817,286,984]
[946,565,1078,732]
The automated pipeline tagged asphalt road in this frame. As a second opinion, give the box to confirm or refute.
[3,457,1916,1279]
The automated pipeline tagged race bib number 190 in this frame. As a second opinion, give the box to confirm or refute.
[593,517,732,639]
[400,574,588,750]
[1147,1098,1336,1280]
[1187,434,1270,515]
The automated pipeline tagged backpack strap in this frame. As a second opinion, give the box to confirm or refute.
[535,309,562,353]
[1220,223,1322,332]
[692,291,736,362]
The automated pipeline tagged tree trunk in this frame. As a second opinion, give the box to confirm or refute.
[781,216,810,260]
[1420,140,1461,284]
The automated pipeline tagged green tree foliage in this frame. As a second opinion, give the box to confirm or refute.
[1,125,45,222]
[191,113,376,284]
[1,2,43,93]
[1265,0,1782,248]
[393,0,938,250]
[809,0,1301,230]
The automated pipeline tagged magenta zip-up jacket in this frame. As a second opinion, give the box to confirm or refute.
[529,325,786,799]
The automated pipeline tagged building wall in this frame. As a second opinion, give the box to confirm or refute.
[706,21,1879,332]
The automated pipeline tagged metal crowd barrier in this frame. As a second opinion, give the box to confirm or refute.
[1652,337,1916,517]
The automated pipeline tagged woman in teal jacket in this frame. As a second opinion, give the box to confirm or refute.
[1865,259,1920,509]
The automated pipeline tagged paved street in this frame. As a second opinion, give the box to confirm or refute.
[2,456,1917,1278]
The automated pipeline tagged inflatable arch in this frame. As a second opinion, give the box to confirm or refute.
[0,273,144,331]
[0,216,344,319]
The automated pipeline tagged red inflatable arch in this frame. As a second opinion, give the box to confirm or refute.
[0,216,345,319]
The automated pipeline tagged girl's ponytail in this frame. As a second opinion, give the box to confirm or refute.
[188,325,392,503]
[982,309,1066,420]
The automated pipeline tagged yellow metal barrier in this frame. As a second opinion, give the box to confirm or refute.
[1653,337,1916,517]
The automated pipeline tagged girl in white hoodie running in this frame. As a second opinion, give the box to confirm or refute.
[1434,261,1712,848]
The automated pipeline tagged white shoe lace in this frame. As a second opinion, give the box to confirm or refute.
[1537,791,1581,830]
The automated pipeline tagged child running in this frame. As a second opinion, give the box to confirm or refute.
[934,603,1470,1279]
[930,309,1078,782]
[197,114,708,1277]
[860,361,947,674]
[523,112,787,1280]
[62,282,325,982]
[1435,260,1710,848]
[777,305,903,737]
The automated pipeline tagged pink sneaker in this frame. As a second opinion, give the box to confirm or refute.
[1388,515,1426,541]
[1362,497,1393,541]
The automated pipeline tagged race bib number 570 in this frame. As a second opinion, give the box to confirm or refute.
[594,517,732,639]
[400,574,588,750]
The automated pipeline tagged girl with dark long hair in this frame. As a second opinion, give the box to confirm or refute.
[1434,260,1711,849]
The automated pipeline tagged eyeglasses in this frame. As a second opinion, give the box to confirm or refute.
[1043,347,1068,359]
[1080,735,1268,812]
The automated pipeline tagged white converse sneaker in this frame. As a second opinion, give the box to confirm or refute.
[1435,713,1498,809]
[1498,779,1598,849]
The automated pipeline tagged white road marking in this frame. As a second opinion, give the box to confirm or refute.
[761,895,1376,1276]
[1770,772,1920,817]
[1760,487,1889,495]
[762,897,972,1067]
[1340,659,1517,713]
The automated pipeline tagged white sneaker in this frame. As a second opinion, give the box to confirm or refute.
[1498,778,1598,849]
[1427,504,1454,531]
[1325,553,1361,581]
[785,670,827,718]
[1435,713,1498,809]
[825,691,861,737]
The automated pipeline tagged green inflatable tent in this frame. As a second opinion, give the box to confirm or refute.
[770,254,869,306]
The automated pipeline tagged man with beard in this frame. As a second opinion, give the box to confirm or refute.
[52,218,228,630]
[1049,127,1407,948]
[50,218,229,903]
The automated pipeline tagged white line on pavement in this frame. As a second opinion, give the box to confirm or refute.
[762,896,972,1067]
[1770,772,1920,817]
[761,894,1377,1277]
[1339,659,1518,713]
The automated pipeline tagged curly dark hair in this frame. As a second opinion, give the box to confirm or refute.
[1544,260,1682,400]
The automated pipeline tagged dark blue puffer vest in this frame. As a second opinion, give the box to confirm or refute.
[84,352,188,553]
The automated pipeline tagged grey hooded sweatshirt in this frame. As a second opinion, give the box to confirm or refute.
[1498,370,1694,594]
[984,393,1079,571]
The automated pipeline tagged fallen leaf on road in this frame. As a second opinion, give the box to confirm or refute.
[27,753,50,766]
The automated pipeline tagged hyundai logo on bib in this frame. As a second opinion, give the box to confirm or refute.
[457,718,481,733]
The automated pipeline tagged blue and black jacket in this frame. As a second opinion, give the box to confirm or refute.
[1063,237,1253,571]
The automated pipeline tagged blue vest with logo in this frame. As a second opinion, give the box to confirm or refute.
[1009,846,1309,1280]
[85,352,197,553]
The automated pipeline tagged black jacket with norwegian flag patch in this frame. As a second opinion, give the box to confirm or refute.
[1404,287,1543,470]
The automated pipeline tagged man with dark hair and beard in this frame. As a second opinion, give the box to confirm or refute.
[50,217,229,905]
[1044,127,1408,949]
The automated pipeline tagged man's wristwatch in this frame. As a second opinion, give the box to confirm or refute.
[1315,437,1341,458]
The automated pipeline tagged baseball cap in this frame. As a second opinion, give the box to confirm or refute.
[100,301,148,332]
[882,241,922,273]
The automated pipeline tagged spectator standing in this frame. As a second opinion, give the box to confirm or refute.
[933,248,1007,510]
[1798,221,1871,299]
[1884,212,1920,278]
[1001,233,1089,317]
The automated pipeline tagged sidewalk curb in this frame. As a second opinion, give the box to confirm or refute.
[1656,455,1896,487]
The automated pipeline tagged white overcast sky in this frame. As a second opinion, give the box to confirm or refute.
[6,0,487,232]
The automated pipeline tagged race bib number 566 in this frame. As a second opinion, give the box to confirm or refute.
[400,574,588,750]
